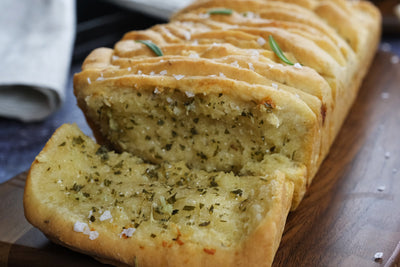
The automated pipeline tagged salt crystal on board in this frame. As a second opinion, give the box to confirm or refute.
[381,92,390,99]
[374,252,383,262]
[377,185,386,192]
[391,55,399,64]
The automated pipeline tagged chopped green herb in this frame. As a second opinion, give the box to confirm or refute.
[172,209,179,215]
[71,183,84,192]
[103,179,112,187]
[190,127,198,135]
[135,40,163,56]
[209,176,218,187]
[197,152,208,160]
[58,142,66,147]
[231,189,243,197]
[72,136,85,145]
[167,193,177,204]
[165,144,173,151]
[209,205,214,214]
[183,205,195,211]
[199,221,210,227]
[268,35,295,66]
[95,146,109,161]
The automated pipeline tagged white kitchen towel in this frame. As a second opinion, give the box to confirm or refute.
[110,0,193,20]
[0,0,75,122]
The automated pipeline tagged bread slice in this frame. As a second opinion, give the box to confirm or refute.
[74,0,380,209]
[25,0,381,266]
[74,47,315,207]
[24,123,294,267]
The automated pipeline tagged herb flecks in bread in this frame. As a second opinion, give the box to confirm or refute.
[25,124,293,267]
[25,0,381,266]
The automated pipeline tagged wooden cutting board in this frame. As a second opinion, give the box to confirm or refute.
[0,51,399,267]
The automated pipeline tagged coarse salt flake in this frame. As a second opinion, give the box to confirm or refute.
[248,62,255,71]
[173,74,185,80]
[250,49,259,55]
[271,83,278,89]
[87,77,91,84]
[120,228,136,238]
[268,64,274,69]
[99,210,112,221]
[185,91,195,98]
[374,252,383,261]
[257,37,266,46]
[391,55,399,64]
[112,55,120,61]
[154,87,161,94]
[183,31,191,41]
[127,67,132,71]
[189,52,199,58]
[150,71,155,76]
[96,77,105,81]
[381,92,390,99]
[73,221,89,233]
[377,185,386,192]
[199,13,210,19]
[89,231,99,240]
[159,70,167,75]
[219,72,226,78]
[294,63,303,69]
[231,61,240,68]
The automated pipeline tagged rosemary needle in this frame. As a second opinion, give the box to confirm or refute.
[208,8,233,15]
[268,35,295,66]
[135,40,163,57]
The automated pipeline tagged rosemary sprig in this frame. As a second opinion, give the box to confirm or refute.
[268,35,295,65]
[135,40,163,57]
[208,8,233,15]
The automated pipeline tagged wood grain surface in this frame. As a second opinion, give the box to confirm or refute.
[0,50,399,267]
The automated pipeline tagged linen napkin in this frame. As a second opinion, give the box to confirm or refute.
[110,0,193,20]
[0,0,75,122]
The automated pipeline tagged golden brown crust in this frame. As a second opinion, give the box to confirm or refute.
[26,0,381,266]
[74,0,380,187]
[24,124,294,267]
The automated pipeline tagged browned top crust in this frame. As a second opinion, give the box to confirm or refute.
[25,1,381,267]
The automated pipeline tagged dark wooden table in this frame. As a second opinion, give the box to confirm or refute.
[1,1,400,266]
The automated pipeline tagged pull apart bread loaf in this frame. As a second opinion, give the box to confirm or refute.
[24,0,381,266]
